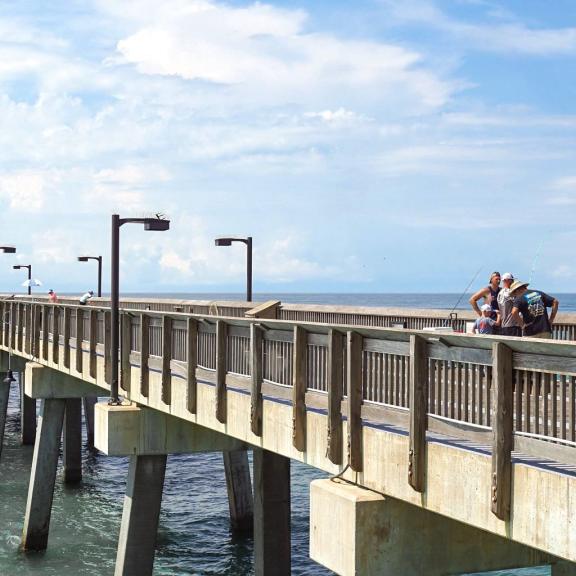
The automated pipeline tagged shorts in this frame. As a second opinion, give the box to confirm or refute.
[500,326,522,337]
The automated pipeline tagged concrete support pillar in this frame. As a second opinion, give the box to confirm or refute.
[20,371,37,445]
[0,376,10,460]
[223,449,254,533]
[115,454,167,576]
[82,396,97,448]
[21,398,65,551]
[63,398,82,484]
[253,448,291,576]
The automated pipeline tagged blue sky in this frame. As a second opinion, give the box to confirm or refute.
[1,0,575,294]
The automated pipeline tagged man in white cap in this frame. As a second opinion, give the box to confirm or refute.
[510,281,559,338]
[497,272,522,337]
[472,303,501,334]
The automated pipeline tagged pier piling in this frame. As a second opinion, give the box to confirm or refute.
[19,371,37,445]
[223,450,254,533]
[0,376,9,460]
[82,396,97,448]
[63,398,82,484]
[115,454,167,576]
[21,398,65,551]
[254,448,291,575]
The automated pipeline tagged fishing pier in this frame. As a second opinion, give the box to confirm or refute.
[1,296,576,575]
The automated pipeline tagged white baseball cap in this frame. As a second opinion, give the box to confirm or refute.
[502,272,514,281]
[480,304,492,312]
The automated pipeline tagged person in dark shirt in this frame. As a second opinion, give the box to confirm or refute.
[509,280,559,338]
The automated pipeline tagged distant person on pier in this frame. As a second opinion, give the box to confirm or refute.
[79,290,94,305]
[509,281,558,339]
[497,272,522,337]
[472,304,501,334]
[469,272,501,327]
[48,289,58,303]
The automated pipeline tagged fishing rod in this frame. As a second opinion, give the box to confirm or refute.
[528,238,545,284]
[443,265,483,327]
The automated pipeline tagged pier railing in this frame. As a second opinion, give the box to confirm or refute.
[2,298,576,520]
[8,294,576,340]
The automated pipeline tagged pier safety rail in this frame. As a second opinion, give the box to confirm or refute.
[1,295,576,522]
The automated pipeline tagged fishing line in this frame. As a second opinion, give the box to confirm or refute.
[443,265,483,327]
[528,238,545,284]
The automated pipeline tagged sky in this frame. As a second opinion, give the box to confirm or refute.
[1,0,576,295]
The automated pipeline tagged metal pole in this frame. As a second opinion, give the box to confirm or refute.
[27,266,31,296]
[97,256,102,298]
[246,237,252,302]
[110,215,120,404]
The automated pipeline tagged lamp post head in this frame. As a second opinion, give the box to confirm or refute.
[144,218,170,231]
[78,256,89,262]
[0,246,16,254]
[215,238,233,246]
[13,265,23,270]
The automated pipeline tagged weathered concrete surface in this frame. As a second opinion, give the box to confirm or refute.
[310,479,553,576]
[25,362,101,398]
[254,448,291,576]
[63,398,82,484]
[95,403,247,456]
[115,454,167,576]
[21,398,65,551]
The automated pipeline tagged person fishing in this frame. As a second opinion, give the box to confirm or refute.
[509,280,559,339]
[469,272,501,327]
[497,272,522,337]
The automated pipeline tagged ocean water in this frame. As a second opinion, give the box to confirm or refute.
[0,293,567,575]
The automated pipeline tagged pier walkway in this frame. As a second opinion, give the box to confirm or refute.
[1,295,576,575]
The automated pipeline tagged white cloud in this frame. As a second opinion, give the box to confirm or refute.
[382,0,576,56]
[0,170,51,211]
[110,0,454,113]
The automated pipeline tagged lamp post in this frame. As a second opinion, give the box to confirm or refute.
[77,256,103,297]
[110,214,170,405]
[0,246,16,254]
[13,264,32,295]
[214,236,253,302]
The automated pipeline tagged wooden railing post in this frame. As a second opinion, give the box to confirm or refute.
[140,313,150,397]
[409,334,428,492]
[17,303,24,351]
[62,307,71,368]
[24,304,32,354]
[104,311,111,384]
[186,317,198,413]
[120,314,132,394]
[327,329,344,465]
[161,316,172,404]
[9,302,16,350]
[75,308,83,373]
[250,323,264,436]
[215,320,228,423]
[491,342,513,520]
[347,331,363,472]
[292,326,307,452]
[0,301,5,347]
[89,309,97,378]
[52,306,60,365]
[42,305,49,361]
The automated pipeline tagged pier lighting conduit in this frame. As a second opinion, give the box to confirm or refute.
[13,264,32,295]
[110,214,170,405]
[77,255,103,297]
[214,236,253,302]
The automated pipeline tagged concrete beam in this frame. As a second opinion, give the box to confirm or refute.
[25,362,102,399]
[95,403,247,456]
[21,398,65,551]
[115,454,167,576]
[310,479,552,576]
